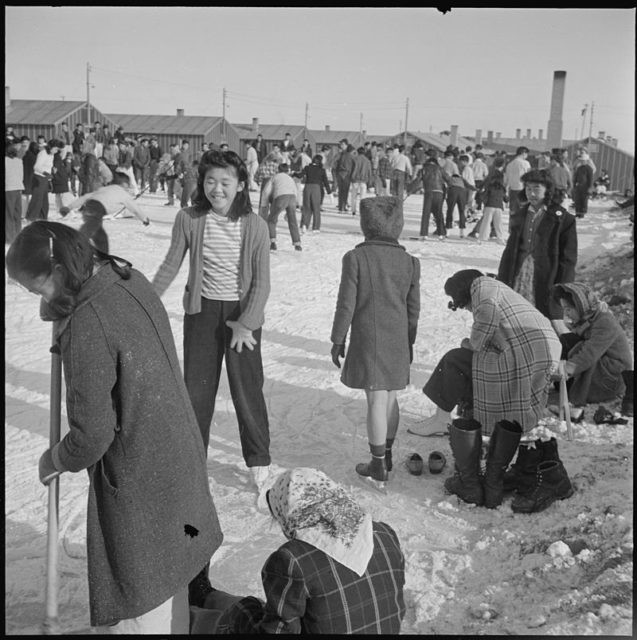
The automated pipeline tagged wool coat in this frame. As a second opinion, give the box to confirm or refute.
[559,282,633,404]
[497,203,577,319]
[468,277,560,435]
[51,263,223,627]
[331,239,420,390]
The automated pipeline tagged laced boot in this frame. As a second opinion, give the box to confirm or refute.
[483,420,522,508]
[356,455,388,493]
[503,440,543,495]
[511,460,574,513]
[444,418,484,506]
[621,370,633,417]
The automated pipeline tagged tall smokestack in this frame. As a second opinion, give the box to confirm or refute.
[546,70,566,150]
[475,129,483,144]
[538,129,543,140]
[515,129,521,139]
[526,128,532,139]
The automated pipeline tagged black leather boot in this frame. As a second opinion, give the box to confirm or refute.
[483,420,523,508]
[444,418,484,506]
[511,460,574,513]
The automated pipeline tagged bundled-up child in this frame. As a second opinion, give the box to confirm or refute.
[475,158,507,244]
[551,282,633,417]
[331,196,421,491]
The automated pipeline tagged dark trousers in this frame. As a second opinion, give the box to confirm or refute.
[474,180,484,209]
[269,194,300,243]
[390,170,406,200]
[423,347,473,412]
[420,190,445,236]
[573,187,589,215]
[445,186,467,229]
[79,211,109,253]
[301,183,322,230]
[5,190,22,244]
[336,174,351,211]
[149,160,159,192]
[183,298,271,467]
[134,165,149,191]
[26,175,50,221]
[180,178,197,208]
[508,189,523,216]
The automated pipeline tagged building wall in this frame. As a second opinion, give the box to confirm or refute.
[566,139,635,193]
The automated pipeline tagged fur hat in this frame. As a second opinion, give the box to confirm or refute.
[359,196,404,240]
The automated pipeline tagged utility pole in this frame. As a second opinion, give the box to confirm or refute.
[588,101,595,142]
[304,102,309,132]
[403,97,409,145]
[359,112,363,138]
[579,104,587,140]
[222,87,227,137]
[86,62,91,124]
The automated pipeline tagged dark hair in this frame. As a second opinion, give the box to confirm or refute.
[6,221,95,319]
[444,269,484,311]
[191,150,252,220]
[81,199,108,218]
[520,169,555,205]
[357,146,365,154]
[516,146,529,156]
[6,140,18,157]
[321,144,330,152]
[113,171,131,186]
[311,154,323,166]
[278,163,289,172]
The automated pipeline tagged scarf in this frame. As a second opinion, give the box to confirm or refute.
[267,468,374,576]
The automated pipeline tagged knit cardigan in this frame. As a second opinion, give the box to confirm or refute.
[152,207,270,330]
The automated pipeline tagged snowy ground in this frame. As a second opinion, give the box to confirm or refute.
[4,191,633,635]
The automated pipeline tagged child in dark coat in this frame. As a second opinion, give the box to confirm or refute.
[331,196,421,490]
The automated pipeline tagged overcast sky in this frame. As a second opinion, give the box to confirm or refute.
[5,6,636,152]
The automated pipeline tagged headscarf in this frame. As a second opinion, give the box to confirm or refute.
[551,282,608,328]
[267,468,374,576]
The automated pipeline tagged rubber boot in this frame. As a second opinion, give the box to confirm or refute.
[444,418,484,506]
[511,460,574,513]
[621,370,633,417]
[188,562,213,608]
[483,420,523,508]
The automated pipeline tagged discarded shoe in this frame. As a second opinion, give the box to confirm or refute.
[511,460,574,513]
[593,405,628,425]
[406,453,424,476]
[428,451,447,474]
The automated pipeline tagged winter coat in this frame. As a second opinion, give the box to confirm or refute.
[302,164,331,192]
[350,154,373,184]
[335,150,355,178]
[331,239,420,390]
[51,154,70,194]
[573,163,594,191]
[558,282,633,404]
[421,160,446,192]
[22,149,38,194]
[480,171,507,209]
[549,164,572,191]
[468,277,560,435]
[497,203,577,319]
[132,144,150,169]
[79,154,102,193]
[51,263,223,626]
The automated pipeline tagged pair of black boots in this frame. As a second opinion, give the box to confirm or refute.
[445,418,573,512]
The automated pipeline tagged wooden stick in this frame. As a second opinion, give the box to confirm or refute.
[558,360,574,441]
[43,322,62,635]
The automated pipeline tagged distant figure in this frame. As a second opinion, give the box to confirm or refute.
[300,154,331,232]
[504,146,531,222]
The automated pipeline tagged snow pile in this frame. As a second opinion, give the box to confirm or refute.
[4,194,633,634]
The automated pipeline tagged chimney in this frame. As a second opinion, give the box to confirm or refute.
[5,86,10,108]
[176,108,184,116]
[611,138,618,147]
[515,128,521,139]
[496,132,501,139]
[450,124,458,147]
[475,129,483,144]
[547,70,567,150]
[538,129,543,140]
[487,130,494,144]
[598,131,605,139]
[325,125,330,132]
[526,128,532,139]
[252,117,259,132]
[362,129,367,139]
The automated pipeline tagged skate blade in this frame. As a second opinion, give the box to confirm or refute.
[357,474,388,495]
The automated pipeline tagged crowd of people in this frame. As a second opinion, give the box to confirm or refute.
[4,124,634,633]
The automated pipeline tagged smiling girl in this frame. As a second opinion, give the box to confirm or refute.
[152,150,273,502]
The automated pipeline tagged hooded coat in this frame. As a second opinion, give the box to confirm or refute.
[468,277,560,435]
[497,202,577,319]
[331,198,420,390]
[554,282,633,404]
[51,263,223,626]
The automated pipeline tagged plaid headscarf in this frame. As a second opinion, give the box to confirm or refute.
[267,468,374,576]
